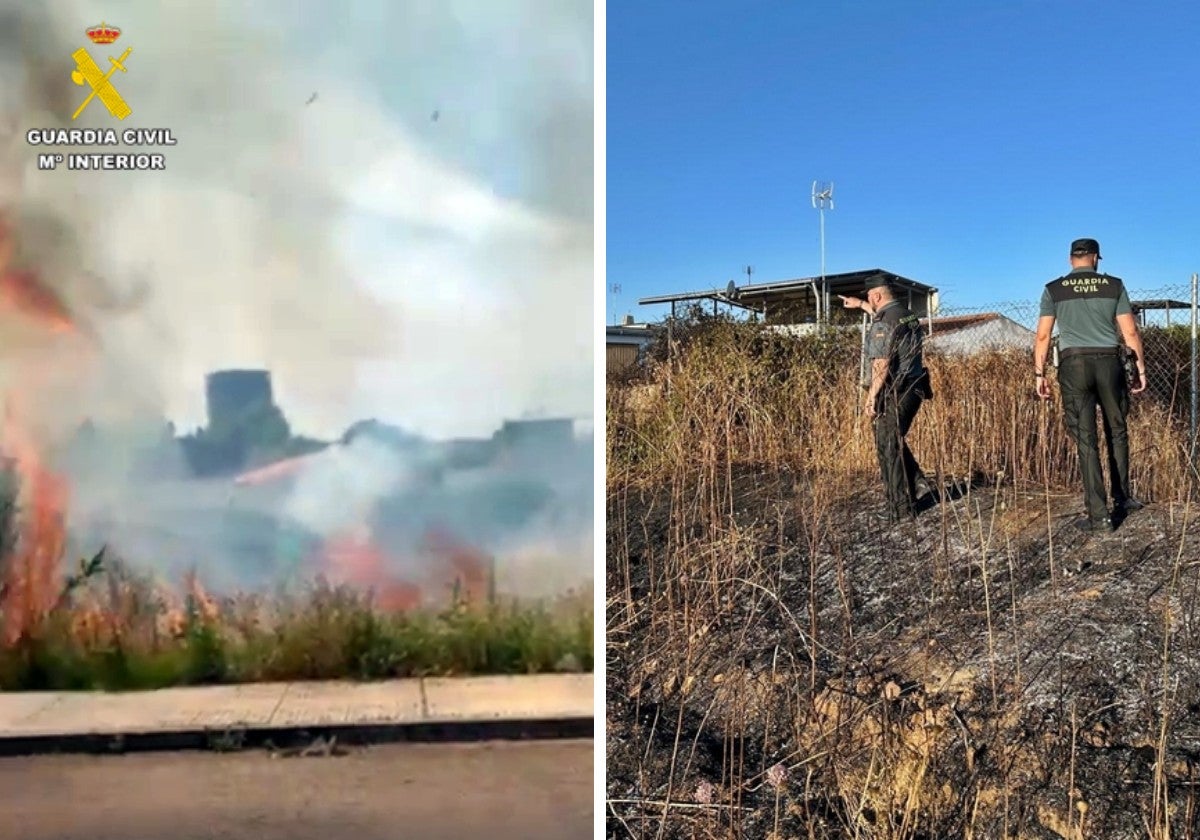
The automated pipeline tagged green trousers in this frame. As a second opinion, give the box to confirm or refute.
[874,383,927,518]
[1057,353,1132,521]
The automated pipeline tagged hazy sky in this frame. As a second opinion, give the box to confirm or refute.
[7,1,593,441]
[607,1,1199,322]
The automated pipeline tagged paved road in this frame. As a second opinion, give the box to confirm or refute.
[0,740,592,840]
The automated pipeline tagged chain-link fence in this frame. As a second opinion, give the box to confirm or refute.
[629,275,1200,464]
[929,276,1200,460]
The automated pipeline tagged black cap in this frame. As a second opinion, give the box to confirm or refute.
[1070,238,1102,259]
[863,272,893,291]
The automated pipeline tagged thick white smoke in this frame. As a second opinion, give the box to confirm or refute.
[1,0,593,439]
[0,1,594,596]
[283,437,410,539]
[278,426,594,600]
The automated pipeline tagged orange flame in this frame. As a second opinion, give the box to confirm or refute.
[0,221,75,333]
[317,526,491,611]
[0,407,69,645]
[0,271,74,333]
[320,529,422,611]
[423,527,490,604]
[0,217,76,645]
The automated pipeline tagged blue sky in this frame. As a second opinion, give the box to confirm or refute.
[607,1,1200,322]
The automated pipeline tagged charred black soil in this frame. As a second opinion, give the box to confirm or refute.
[607,468,1200,839]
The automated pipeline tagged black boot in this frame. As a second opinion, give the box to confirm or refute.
[914,474,935,500]
[1073,516,1113,534]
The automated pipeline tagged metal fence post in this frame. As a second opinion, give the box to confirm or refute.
[1191,273,1198,462]
[859,313,868,397]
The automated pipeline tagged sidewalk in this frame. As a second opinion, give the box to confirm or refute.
[0,673,593,756]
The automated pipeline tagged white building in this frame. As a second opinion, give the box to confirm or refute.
[925,313,1034,355]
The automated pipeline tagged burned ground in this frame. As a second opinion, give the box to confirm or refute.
[607,467,1200,839]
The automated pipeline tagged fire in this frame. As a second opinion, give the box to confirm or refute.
[423,527,490,603]
[0,199,496,635]
[0,403,70,645]
[321,527,422,611]
[318,525,491,611]
[0,216,77,645]
[0,271,75,333]
[0,221,74,333]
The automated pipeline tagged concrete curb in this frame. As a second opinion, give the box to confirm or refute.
[0,673,593,757]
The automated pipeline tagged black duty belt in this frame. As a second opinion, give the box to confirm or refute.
[1060,347,1119,358]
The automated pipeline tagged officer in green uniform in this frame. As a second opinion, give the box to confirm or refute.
[840,274,934,523]
[1034,238,1147,532]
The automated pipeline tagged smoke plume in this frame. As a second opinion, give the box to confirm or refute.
[0,0,594,597]
[1,0,593,438]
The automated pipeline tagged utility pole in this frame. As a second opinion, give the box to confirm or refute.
[1191,273,1198,462]
[811,181,834,328]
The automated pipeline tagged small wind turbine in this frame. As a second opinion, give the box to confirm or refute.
[812,181,834,327]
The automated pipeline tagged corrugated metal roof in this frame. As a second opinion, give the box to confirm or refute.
[925,313,1003,334]
[638,269,937,308]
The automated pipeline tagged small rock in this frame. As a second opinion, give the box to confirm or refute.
[765,762,788,790]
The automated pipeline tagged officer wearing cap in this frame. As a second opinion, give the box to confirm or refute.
[840,274,935,523]
[1034,238,1147,533]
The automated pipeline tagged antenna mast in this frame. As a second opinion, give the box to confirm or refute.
[811,181,834,328]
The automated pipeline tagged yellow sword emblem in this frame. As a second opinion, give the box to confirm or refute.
[71,46,133,120]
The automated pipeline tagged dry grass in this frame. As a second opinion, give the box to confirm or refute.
[0,449,592,691]
[609,319,1194,501]
[0,546,593,691]
[607,318,1200,839]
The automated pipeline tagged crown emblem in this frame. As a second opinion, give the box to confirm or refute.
[85,22,121,45]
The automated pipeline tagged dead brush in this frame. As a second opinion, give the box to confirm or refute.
[614,324,1195,504]
[0,548,592,691]
[607,317,1200,840]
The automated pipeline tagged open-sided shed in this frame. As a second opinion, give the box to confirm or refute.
[639,269,939,327]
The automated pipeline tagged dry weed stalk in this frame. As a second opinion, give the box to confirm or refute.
[608,318,1200,839]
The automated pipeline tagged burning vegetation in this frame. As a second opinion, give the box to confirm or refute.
[0,215,78,647]
[0,157,590,689]
[0,1,594,690]
[0,319,591,691]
